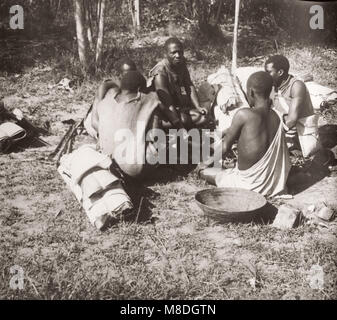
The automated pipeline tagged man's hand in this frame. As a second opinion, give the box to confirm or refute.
[197,107,208,115]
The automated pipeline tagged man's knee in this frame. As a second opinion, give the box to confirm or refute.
[199,167,222,185]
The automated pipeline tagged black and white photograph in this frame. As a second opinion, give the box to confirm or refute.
[0,0,337,303]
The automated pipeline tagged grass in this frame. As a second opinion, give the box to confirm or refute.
[0,23,337,300]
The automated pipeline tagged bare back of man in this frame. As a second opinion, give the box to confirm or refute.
[197,71,291,197]
[236,106,280,170]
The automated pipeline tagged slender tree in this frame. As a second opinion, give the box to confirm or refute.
[95,0,106,67]
[134,0,140,30]
[85,0,94,51]
[215,0,223,25]
[74,0,89,70]
[73,0,108,72]
[129,0,140,32]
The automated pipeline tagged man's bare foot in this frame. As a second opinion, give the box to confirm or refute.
[195,162,209,177]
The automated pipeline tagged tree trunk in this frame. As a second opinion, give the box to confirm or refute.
[85,0,94,51]
[215,0,223,25]
[96,0,101,29]
[134,0,140,30]
[129,0,136,29]
[74,0,89,70]
[95,0,106,67]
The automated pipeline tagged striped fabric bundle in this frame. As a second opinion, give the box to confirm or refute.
[58,144,133,230]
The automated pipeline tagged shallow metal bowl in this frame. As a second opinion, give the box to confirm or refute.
[195,187,267,223]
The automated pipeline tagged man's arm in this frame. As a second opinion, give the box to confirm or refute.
[197,109,246,171]
[154,74,185,129]
[189,84,205,112]
[184,70,207,114]
[284,81,306,129]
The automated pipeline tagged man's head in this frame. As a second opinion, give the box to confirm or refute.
[120,70,146,93]
[117,57,137,76]
[264,55,290,87]
[246,71,273,107]
[164,37,184,67]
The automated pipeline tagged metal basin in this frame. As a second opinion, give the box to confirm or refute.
[195,187,267,223]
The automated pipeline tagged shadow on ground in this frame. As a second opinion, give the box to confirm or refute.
[319,124,337,149]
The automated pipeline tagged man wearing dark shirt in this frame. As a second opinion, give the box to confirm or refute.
[149,37,208,129]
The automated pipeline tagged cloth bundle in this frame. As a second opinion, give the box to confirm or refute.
[58,144,133,230]
[208,66,251,133]
[0,122,26,153]
[304,82,337,110]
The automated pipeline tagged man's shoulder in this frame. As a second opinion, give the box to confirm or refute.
[234,107,256,120]
[234,108,270,127]
[149,59,168,76]
[290,77,307,96]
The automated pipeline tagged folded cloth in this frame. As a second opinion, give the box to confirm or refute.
[0,122,26,153]
[58,145,133,230]
[82,184,133,228]
[208,67,251,133]
[215,117,291,197]
[208,67,248,111]
[80,168,119,199]
[0,122,26,142]
[61,144,112,184]
[304,81,337,110]
[235,66,263,93]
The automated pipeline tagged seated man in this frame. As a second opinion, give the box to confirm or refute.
[97,71,162,179]
[197,72,291,197]
[265,55,322,158]
[84,58,139,138]
[94,57,138,104]
[149,37,209,130]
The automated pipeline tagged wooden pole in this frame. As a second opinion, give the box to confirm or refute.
[232,0,240,75]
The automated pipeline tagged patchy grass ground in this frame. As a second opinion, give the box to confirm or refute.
[0,25,337,300]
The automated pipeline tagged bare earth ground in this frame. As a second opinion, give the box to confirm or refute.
[0,29,337,299]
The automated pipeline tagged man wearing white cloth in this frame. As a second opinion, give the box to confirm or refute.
[197,71,291,197]
[265,55,322,158]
